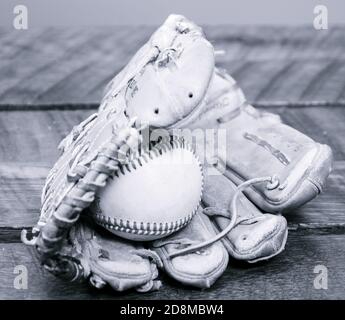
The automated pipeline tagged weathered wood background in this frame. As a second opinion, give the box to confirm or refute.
[0,25,344,299]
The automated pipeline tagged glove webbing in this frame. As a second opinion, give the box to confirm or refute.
[22,125,139,261]
[36,137,135,258]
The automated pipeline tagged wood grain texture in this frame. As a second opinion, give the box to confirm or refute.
[1,233,344,299]
[0,110,95,163]
[0,161,343,231]
[0,26,345,106]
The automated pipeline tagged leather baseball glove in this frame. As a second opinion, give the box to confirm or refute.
[122,15,332,264]
[98,14,290,284]
[21,14,230,292]
[98,14,289,286]
[22,14,332,293]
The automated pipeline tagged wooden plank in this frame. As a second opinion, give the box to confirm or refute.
[224,60,345,104]
[1,233,344,299]
[0,26,345,106]
[1,60,344,107]
[204,25,345,61]
[271,105,345,160]
[0,110,95,163]
[0,27,152,106]
[0,164,47,228]
[0,161,343,231]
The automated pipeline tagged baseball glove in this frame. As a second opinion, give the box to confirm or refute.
[98,14,288,277]
[21,14,230,292]
[118,15,288,264]
[22,14,332,292]
[122,15,332,263]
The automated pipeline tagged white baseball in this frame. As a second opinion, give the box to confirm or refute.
[89,138,203,241]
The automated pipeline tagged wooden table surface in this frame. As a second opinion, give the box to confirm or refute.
[0,25,345,300]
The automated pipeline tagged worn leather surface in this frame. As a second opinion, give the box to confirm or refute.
[121,16,333,213]
[151,208,229,288]
[32,14,220,291]
[68,218,161,292]
[185,68,334,212]
[104,14,215,128]
[121,15,290,264]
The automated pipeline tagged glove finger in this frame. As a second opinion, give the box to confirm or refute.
[190,68,333,213]
[69,218,162,292]
[151,207,228,289]
[203,173,288,263]
[108,14,215,128]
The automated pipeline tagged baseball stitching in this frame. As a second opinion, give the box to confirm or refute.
[92,136,203,237]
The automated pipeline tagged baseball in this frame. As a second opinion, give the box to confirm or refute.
[89,137,203,241]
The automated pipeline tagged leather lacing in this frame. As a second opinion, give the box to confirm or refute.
[167,175,280,258]
[21,120,141,251]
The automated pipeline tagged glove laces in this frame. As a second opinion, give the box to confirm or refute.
[167,175,276,259]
